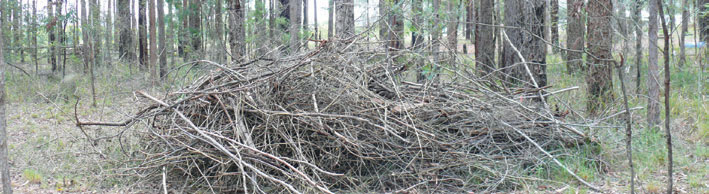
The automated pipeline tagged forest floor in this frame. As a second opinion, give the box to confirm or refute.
[1,54,708,193]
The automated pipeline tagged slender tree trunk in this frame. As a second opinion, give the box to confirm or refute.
[1,0,8,59]
[158,0,166,79]
[475,0,494,76]
[465,0,473,40]
[389,0,404,51]
[314,0,318,38]
[215,0,224,62]
[57,0,64,74]
[379,0,388,44]
[81,0,96,106]
[329,0,334,39]
[168,2,175,67]
[679,0,688,67]
[447,0,459,63]
[0,5,13,193]
[336,0,354,39]
[302,0,307,32]
[178,0,187,58]
[289,0,301,51]
[551,0,558,51]
[190,0,202,59]
[229,0,244,63]
[586,0,614,115]
[149,0,157,80]
[13,0,22,63]
[106,0,113,65]
[270,0,275,37]
[90,0,101,65]
[501,0,547,88]
[432,0,440,58]
[139,0,147,69]
[647,0,661,126]
[32,0,37,74]
[634,0,643,93]
[566,0,584,73]
[656,3,674,193]
[49,0,56,72]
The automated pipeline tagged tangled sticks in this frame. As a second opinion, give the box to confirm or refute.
[80,43,595,193]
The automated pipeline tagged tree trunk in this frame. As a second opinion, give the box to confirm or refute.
[139,0,147,69]
[214,0,224,62]
[90,0,101,64]
[302,0,308,32]
[389,0,404,51]
[328,0,334,39]
[149,0,157,80]
[586,0,614,115]
[314,0,318,38]
[379,0,388,44]
[229,0,244,63]
[447,0,459,63]
[289,0,301,51]
[13,0,22,63]
[475,0,494,76]
[106,0,112,65]
[566,0,584,73]
[158,0,166,79]
[33,0,38,74]
[56,0,63,73]
[431,0,441,58]
[178,0,187,58]
[81,0,96,106]
[634,0,643,93]
[336,0,354,39]
[49,0,56,72]
[501,0,546,88]
[679,0,688,67]
[190,0,202,59]
[696,0,709,42]
[647,0,661,126]
[550,0,558,51]
[118,0,134,62]
[0,5,14,193]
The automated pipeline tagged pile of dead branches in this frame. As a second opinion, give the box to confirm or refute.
[119,42,593,193]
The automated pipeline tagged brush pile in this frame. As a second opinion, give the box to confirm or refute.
[127,43,590,193]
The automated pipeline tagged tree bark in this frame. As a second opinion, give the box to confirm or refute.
[336,0,354,39]
[139,0,148,69]
[501,0,546,88]
[106,0,113,65]
[447,0,459,63]
[81,0,96,106]
[389,0,404,51]
[328,0,334,39]
[215,0,224,62]
[302,0,308,32]
[432,0,441,58]
[178,0,187,58]
[149,0,158,80]
[32,0,38,74]
[12,0,22,63]
[314,0,318,38]
[465,0,473,40]
[566,0,584,74]
[49,0,56,72]
[190,0,202,59]
[289,0,301,51]
[90,0,101,64]
[550,0,558,51]
[118,0,134,62]
[586,0,614,115]
[633,0,643,93]
[158,0,166,79]
[229,0,244,63]
[475,0,493,76]
[647,0,661,126]
[0,5,13,193]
